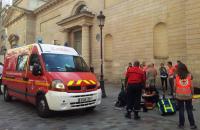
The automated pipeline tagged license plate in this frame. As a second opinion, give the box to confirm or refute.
[78,97,92,103]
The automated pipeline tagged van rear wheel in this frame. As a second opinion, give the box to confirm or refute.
[36,95,51,118]
[4,87,12,102]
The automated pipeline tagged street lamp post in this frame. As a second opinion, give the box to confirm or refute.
[97,11,106,98]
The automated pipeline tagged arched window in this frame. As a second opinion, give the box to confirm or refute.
[75,5,87,15]
[153,23,168,59]
[104,34,113,61]
[71,1,88,16]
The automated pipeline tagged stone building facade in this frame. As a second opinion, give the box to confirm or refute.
[0,1,6,62]
[1,0,200,86]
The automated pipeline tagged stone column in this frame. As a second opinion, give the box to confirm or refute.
[82,24,90,65]
[64,30,70,46]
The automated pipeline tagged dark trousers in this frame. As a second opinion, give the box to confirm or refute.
[0,79,2,94]
[177,100,195,126]
[126,84,142,112]
[169,78,174,95]
[161,77,168,90]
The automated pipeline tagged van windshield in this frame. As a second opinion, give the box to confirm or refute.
[42,53,90,72]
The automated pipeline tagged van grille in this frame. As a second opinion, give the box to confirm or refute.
[70,100,96,107]
[68,86,81,90]
[87,85,96,90]
[72,94,95,98]
[67,85,96,91]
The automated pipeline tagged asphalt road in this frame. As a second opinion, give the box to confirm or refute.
[0,84,199,130]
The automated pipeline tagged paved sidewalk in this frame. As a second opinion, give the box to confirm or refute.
[0,84,199,130]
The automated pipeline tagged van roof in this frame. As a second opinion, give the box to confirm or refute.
[6,43,79,56]
[40,44,79,56]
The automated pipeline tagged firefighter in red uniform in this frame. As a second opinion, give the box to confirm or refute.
[125,61,145,119]
[167,61,176,96]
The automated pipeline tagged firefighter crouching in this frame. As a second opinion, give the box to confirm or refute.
[125,61,145,119]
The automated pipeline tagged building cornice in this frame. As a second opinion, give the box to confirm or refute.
[34,0,65,14]
[1,1,35,28]
[12,5,33,14]
[4,12,26,27]
[13,0,23,5]
[57,11,95,26]
[57,11,95,31]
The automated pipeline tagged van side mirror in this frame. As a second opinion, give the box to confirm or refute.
[32,64,42,76]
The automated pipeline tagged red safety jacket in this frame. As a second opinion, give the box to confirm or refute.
[168,66,175,78]
[176,75,192,100]
[126,67,145,84]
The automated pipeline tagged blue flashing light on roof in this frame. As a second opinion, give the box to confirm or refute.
[38,39,43,44]
[36,36,43,44]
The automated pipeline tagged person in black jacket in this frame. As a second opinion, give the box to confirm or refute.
[0,62,3,94]
[159,63,168,98]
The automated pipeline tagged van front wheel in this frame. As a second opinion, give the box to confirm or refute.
[4,87,12,102]
[36,95,51,118]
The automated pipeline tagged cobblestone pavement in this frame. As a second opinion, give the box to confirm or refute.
[0,84,199,130]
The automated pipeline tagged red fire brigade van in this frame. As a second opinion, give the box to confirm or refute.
[2,43,102,117]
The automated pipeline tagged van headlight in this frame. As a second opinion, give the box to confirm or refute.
[51,80,65,90]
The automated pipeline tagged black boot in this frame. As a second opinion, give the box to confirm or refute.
[162,95,165,99]
[143,106,148,112]
[134,112,141,120]
[190,125,197,129]
[125,111,131,119]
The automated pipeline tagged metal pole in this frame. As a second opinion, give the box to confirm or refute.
[100,26,106,98]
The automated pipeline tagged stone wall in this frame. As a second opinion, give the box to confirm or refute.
[186,0,200,87]
[4,0,200,86]
[7,16,27,47]
[35,0,104,45]
[98,0,187,83]
[26,14,36,44]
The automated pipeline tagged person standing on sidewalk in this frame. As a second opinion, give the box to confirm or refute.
[125,61,145,120]
[127,62,132,71]
[152,63,157,87]
[175,60,182,70]
[167,61,175,96]
[141,61,147,72]
[0,62,3,94]
[146,64,157,89]
[175,63,197,129]
[159,63,168,98]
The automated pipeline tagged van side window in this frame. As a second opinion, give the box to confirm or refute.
[16,55,28,71]
[5,56,16,71]
[29,54,41,71]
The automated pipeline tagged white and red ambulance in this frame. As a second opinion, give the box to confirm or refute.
[2,43,102,117]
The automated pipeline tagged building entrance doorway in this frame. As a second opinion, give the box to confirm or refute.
[73,30,82,55]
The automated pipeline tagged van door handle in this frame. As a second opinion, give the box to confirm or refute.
[23,77,29,81]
